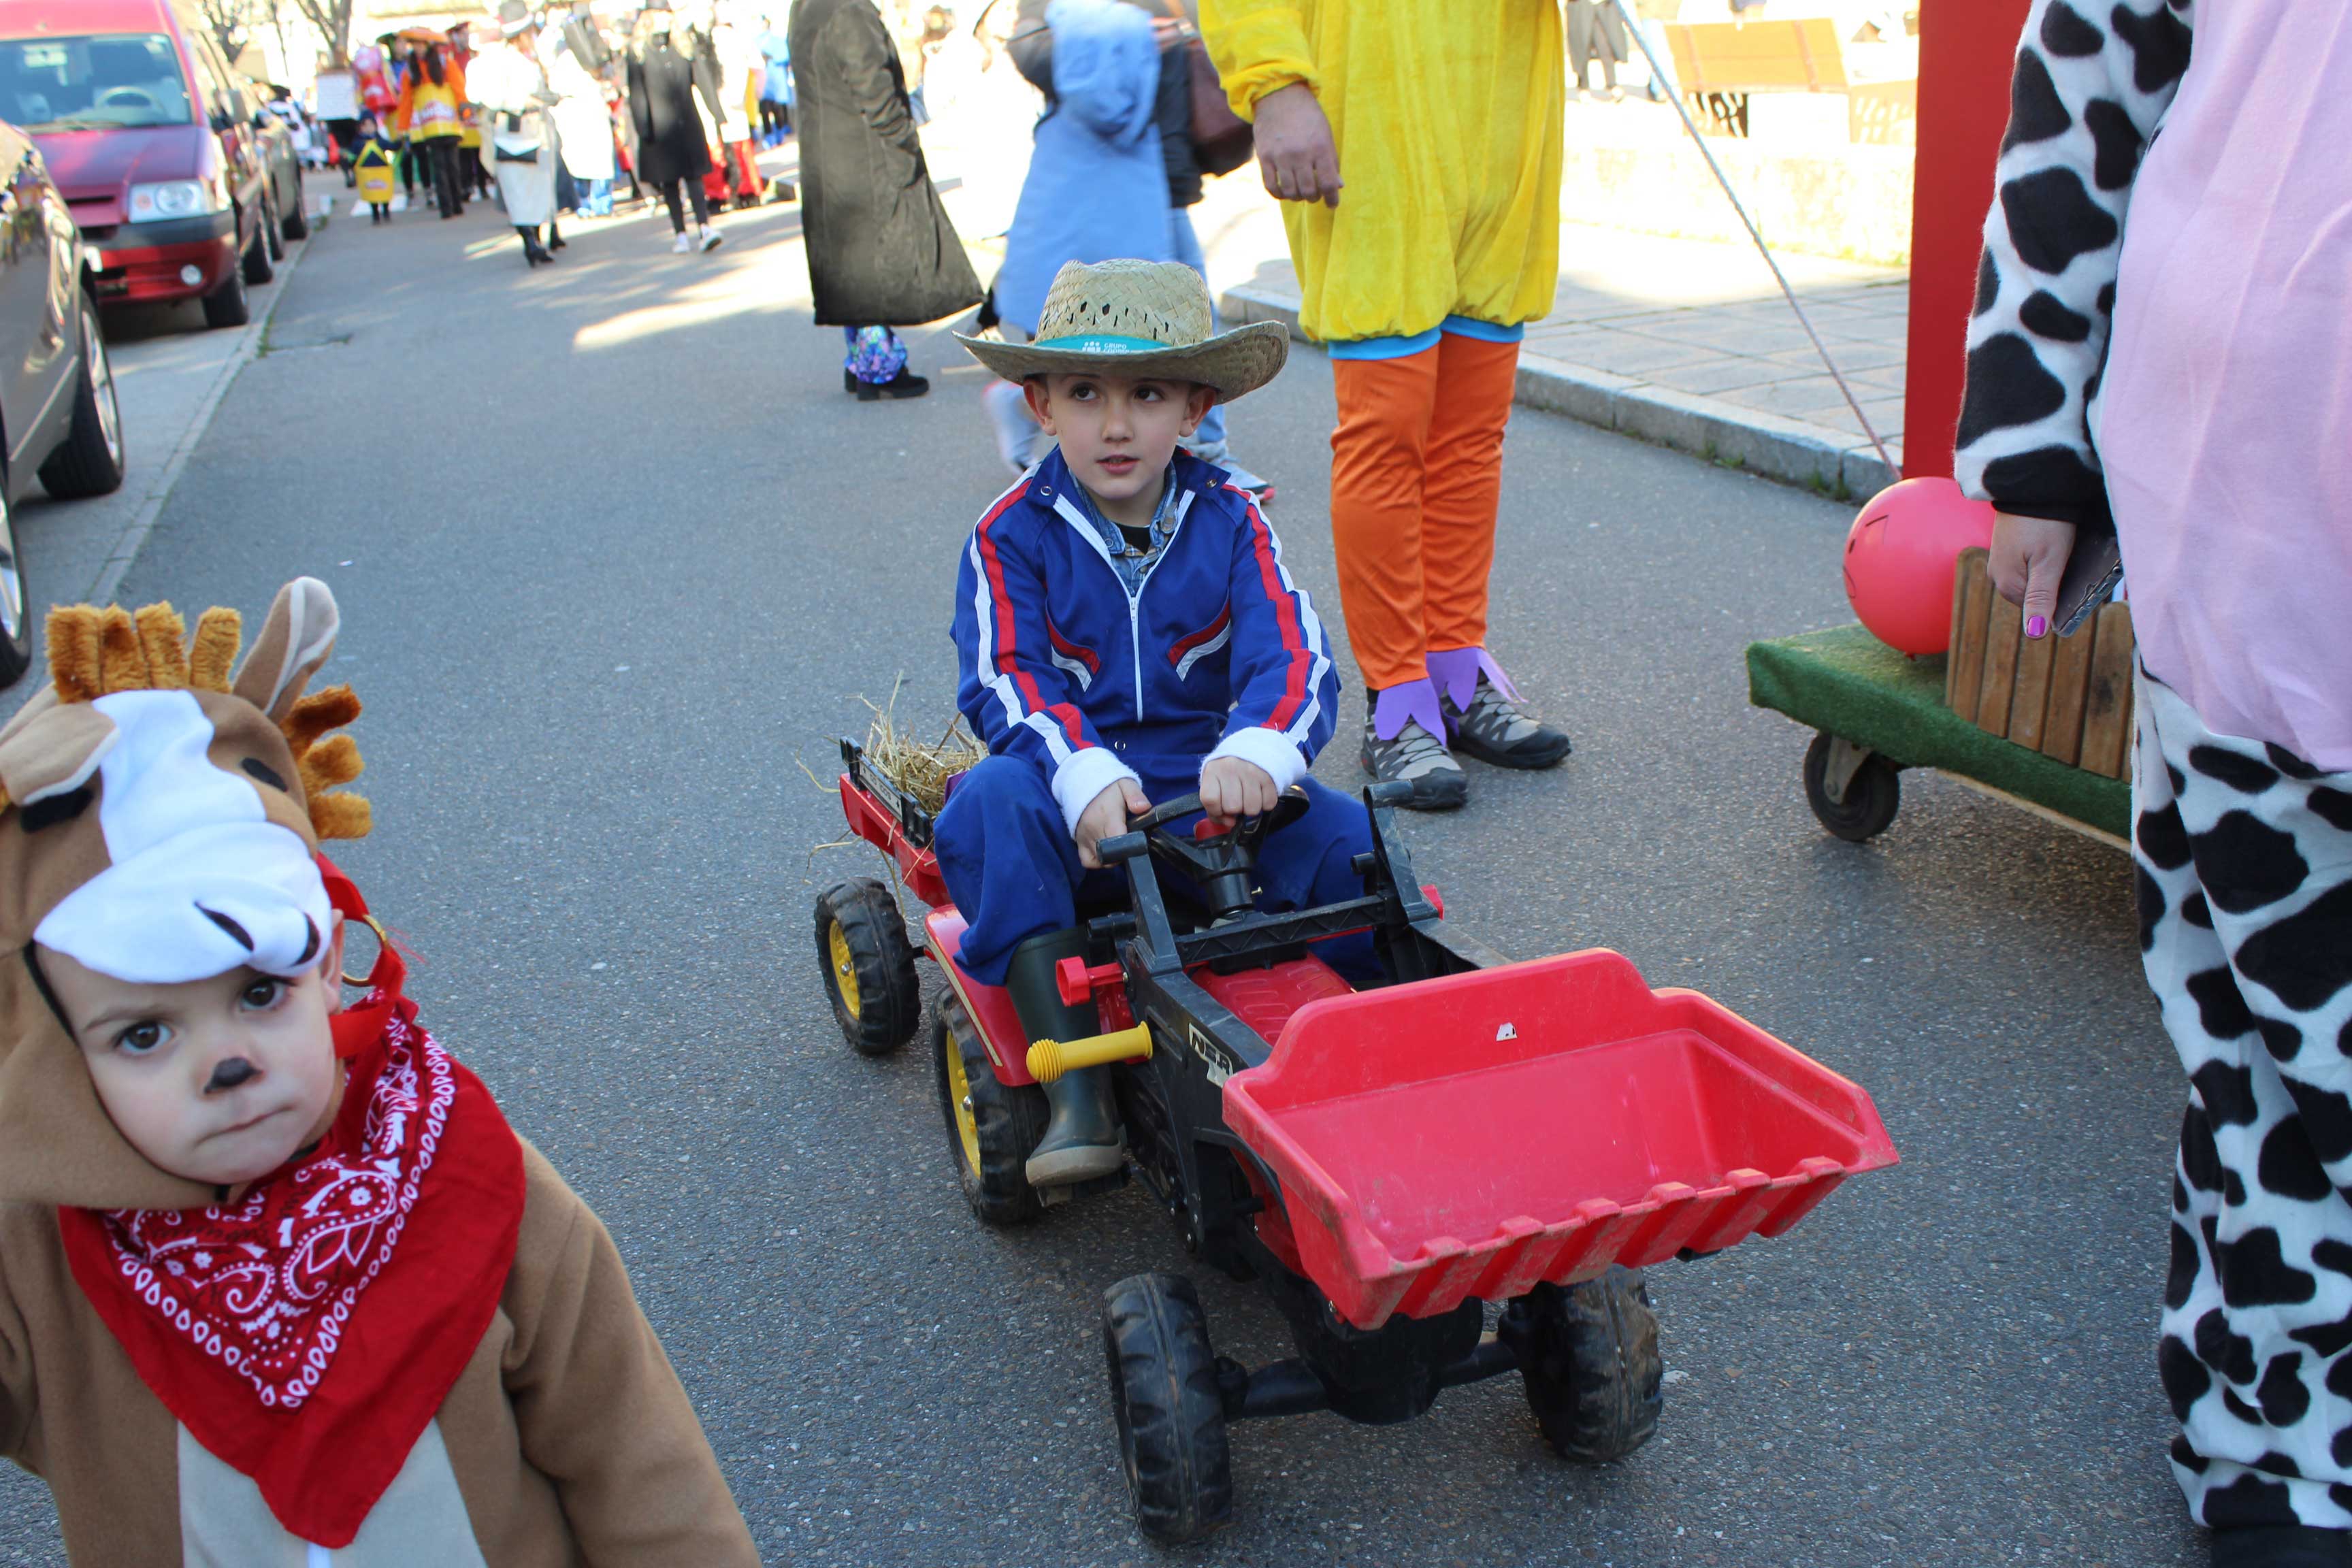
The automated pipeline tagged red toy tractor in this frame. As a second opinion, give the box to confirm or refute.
[815,738,1897,1544]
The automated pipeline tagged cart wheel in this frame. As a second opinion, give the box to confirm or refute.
[932,994,1048,1226]
[1500,1267,1663,1464]
[1102,1272,1234,1545]
[1803,732,1900,843]
[813,879,920,1055]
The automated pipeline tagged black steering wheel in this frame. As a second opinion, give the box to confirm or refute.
[1122,787,1311,921]
[1130,787,1310,844]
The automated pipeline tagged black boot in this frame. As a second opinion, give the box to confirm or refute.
[855,368,930,402]
[1005,929,1122,1186]
[2211,1526,2352,1568]
[546,223,566,250]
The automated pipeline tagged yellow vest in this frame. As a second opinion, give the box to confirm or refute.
[1200,0,1563,344]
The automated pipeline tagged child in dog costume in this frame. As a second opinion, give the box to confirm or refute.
[940,259,1375,1187]
[0,578,757,1565]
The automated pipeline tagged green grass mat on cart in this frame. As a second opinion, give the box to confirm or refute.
[1746,623,2130,839]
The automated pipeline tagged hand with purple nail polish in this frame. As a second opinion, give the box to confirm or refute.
[1989,512,2077,638]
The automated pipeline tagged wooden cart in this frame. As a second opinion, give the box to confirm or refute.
[1746,549,2134,847]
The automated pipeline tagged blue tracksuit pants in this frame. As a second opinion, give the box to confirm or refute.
[934,751,1379,987]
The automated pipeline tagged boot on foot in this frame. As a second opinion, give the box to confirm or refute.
[855,368,930,401]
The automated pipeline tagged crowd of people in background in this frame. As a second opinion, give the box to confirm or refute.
[295,0,798,265]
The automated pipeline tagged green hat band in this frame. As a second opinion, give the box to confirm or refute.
[1032,333,1179,355]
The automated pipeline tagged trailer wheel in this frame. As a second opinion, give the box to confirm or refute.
[1102,1272,1233,1545]
[1803,732,1899,842]
[1501,1267,1663,1464]
[813,879,920,1054]
[932,994,1047,1226]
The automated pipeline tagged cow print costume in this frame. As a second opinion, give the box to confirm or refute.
[2139,676,2352,1533]
[1959,0,2352,1539]
[1953,0,2191,535]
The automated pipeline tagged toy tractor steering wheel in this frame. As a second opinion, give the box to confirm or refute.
[1124,788,1311,921]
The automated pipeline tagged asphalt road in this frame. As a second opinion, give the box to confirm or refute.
[0,186,2200,1568]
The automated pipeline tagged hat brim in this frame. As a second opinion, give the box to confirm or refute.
[953,319,1289,403]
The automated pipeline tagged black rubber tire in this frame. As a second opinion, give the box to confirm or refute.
[1802,731,1900,843]
[932,994,1048,1226]
[37,294,125,500]
[282,179,310,239]
[1101,1273,1234,1544]
[0,484,32,689]
[261,190,284,261]
[812,878,921,1054]
[242,210,276,284]
[1501,1267,1664,1464]
[199,261,250,329]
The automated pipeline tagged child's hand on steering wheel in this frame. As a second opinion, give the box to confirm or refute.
[1200,756,1279,827]
[1075,778,1152,869]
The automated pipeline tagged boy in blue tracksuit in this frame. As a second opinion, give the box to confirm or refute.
[939,258,1373,1188]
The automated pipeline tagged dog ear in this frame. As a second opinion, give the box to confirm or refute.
[0,702,118,810]
[231,578,340,723]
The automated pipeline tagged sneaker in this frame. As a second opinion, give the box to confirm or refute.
[1360,716,1467,811]
[1443,674,1572,770]
[670,230,693,253]
[697,225,723,252]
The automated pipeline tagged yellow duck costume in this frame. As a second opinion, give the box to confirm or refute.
[1200,0,1571,806]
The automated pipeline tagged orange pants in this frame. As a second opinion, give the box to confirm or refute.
[1328,333,1520,692]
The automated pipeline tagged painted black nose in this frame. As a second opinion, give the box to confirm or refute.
[206,1058,259,1093]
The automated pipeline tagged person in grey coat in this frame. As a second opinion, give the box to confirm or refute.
[789,0,983,399]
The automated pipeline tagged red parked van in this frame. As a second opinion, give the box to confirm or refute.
[0,0,283,328]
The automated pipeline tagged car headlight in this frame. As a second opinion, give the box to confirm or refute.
[127,179,227,221]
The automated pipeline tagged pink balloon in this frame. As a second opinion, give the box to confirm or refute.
[1842,477,1997,656]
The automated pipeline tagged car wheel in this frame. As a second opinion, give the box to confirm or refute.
[201,257,250,329]
[262,191,284,261]
[282,178,310,240]
[242,208,276,284]
[36,293,126,500]
[0,486,34,689]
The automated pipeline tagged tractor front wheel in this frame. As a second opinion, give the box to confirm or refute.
[932,994,1047,1226]
[1500,1266,1663,1464]
[813,879,920,1055]
[1102,1272,1233,1545]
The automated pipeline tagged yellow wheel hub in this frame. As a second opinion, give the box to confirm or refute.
[941,1019,982,1174]
[828,921,862,1019]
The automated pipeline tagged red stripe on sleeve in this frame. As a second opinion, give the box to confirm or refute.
[1235,490,1311,732]
[975,485,1090,749]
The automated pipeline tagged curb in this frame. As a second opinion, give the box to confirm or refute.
[85,229,316,606]
[1219,282,1899,500]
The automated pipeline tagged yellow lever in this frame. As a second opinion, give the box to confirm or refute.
[1026,1024,1154,1083]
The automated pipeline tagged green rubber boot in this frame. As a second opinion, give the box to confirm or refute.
[1006,929,1124,1187]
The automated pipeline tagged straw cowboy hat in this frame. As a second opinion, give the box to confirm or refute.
[957,259,1289,402]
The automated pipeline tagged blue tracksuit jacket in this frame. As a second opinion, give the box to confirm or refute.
[950,448,1339,832]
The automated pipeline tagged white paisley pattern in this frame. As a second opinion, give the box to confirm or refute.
[99,1009,455,1409]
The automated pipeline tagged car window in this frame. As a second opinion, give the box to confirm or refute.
[0,33,195,131]
[186,33,242,125]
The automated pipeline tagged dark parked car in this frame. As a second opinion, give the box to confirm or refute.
[0,0,284,329]
[0,115,125,684]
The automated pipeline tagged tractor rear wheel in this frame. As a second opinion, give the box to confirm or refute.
[932,994,1047,1226]
[1500,1267,1663,1463]
[1102,1272,1232,1545]
[813,879,920,1054]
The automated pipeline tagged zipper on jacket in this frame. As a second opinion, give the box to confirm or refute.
[1126,491,1192,723]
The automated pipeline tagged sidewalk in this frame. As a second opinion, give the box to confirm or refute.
[1219,218,1908,500]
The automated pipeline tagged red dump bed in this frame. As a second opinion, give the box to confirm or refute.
[1222,949,1897,1329]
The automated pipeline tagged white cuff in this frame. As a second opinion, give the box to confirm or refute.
[1205,725,1308,795]
[1050,747,1144,838]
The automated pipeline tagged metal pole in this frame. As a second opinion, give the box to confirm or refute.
[1607,0,1896,478]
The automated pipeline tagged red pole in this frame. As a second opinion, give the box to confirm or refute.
[1903,0,2031,478]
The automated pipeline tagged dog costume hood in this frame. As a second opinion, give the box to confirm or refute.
[0,576,368,1211]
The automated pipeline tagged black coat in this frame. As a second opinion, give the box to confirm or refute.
[787,0,982,327]
[625,34,717,186]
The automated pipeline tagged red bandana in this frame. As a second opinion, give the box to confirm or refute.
[59,862,525,1549]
